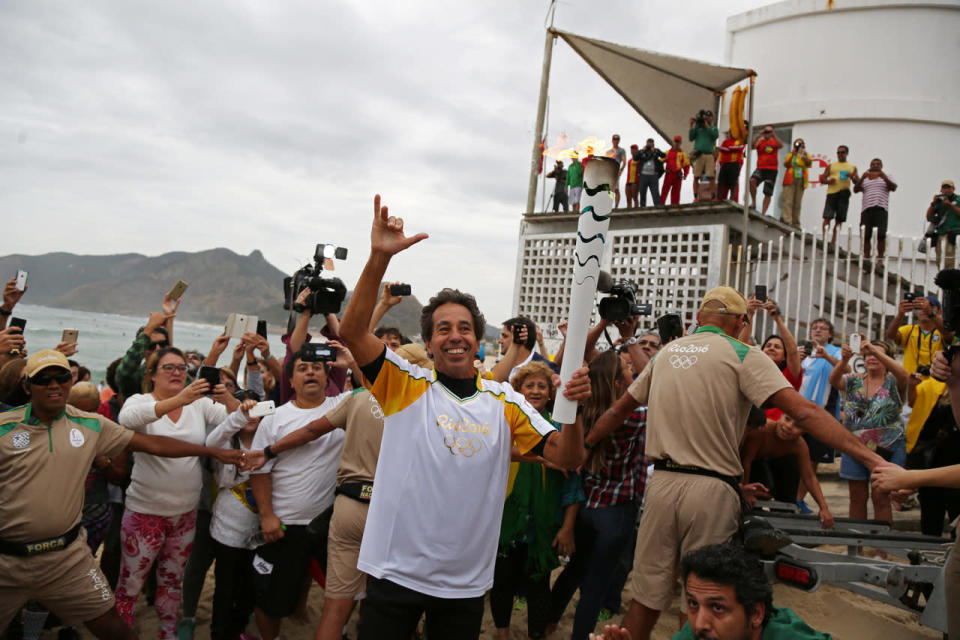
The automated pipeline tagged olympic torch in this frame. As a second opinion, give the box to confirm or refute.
[552,155,619,423]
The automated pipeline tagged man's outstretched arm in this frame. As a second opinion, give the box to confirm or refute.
[340,194,428,367]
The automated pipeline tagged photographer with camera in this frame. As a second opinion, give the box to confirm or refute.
[884,294,952,374]
[927,180,960,268]
[248,343,350,640]
[546,159,570,213]
[635,138,665,207]
[660,136,691,206]
[688,110,719,198]
[749,126,785,215]
[498,316,558,381]
[780,138,811,228]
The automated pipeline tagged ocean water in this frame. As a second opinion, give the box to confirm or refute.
[11,304,287,384]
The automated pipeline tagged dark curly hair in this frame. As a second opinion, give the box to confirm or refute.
[420,288,485,343]
[681,543,773,627]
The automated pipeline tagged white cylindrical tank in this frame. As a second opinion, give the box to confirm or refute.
[725,0,960,241]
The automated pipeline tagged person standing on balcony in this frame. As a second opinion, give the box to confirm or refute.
[927,180,960,268]
[546,160,569,213]
[852,158,897,260]
[749,126,784,215]
[716,130,745,202]
[819,145,859,245]
[780,139,811,228]
[660,136,690,206]
[568,152,584,214]
[605,134,627,209]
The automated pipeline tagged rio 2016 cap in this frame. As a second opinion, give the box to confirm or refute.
[25,349,71,378]
[699,286,748,315]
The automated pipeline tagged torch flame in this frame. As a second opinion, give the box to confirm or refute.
[542,135,605,161]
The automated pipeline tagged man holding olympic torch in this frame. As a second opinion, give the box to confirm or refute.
[338,195,592,639]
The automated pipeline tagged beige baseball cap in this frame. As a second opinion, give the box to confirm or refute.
[24,349,70,378]
[699,286,748,315]
[943,180,955,189]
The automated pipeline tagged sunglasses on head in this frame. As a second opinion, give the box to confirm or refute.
[30,370,73,386]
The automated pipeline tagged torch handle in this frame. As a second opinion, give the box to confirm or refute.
[550,155,620,425]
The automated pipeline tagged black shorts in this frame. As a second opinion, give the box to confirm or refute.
[860,205,889,241]
[751,168,778,196]
[803,433,836,464]
[718,162,741,188]
[252,525,314,618]
[822,190,851,223]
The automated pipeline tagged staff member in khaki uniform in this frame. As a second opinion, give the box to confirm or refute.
[585,288,891,640]
[0,350,243,639]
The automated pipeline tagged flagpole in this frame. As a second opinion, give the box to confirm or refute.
[526,26,556,214]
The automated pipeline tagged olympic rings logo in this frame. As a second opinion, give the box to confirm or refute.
[669,355,698,369]
[443,434,483,457]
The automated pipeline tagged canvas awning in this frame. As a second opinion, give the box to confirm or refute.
[553,29,753,143]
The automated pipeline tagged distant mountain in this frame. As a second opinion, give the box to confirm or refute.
[0,249,427,338]
[0,250,506,343]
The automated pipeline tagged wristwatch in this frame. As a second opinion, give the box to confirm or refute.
[264,445,277,460]
[624,337,638,346]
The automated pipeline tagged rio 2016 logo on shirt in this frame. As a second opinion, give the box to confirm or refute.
[436,414,491,436]
[670,355,698,369]
[443,434,483,457]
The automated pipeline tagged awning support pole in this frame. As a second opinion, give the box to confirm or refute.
[739,73,756,291]
[526,29,556,214]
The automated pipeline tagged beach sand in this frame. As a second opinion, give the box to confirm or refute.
[73,461,943,640]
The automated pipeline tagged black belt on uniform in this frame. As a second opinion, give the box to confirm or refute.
[652,459,740,493]
[0,524,81,557]
[335,481,373,503]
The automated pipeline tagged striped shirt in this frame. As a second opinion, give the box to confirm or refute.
[860,173,894,211]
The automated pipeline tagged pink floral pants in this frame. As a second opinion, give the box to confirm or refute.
[115,509,197,638]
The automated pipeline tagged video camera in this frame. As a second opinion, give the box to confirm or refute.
[693,109,712,128]
[283,244,348,315]
[598,280,650,322]
[301,342,338,363]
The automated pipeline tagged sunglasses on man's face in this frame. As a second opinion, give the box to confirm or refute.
[30,370,73,386]
[148,341,170,351]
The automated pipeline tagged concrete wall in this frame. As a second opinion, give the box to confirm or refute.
[725,0,960,240]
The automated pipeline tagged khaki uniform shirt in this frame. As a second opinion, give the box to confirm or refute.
[627,325,790,477]
[0,404,133,542]
[325,388,384,486]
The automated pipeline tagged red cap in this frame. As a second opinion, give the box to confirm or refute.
[673,135,682,141]
[630,144,638,149]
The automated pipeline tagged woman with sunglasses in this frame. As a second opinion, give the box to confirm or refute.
[115,346,239,638]
[829,338,908,523]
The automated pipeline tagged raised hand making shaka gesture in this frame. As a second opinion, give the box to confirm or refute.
[370,193,429,257]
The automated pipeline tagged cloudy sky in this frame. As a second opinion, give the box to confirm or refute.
[2,0,771,324]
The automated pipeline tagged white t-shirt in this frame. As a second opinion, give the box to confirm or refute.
[250,395,347,525]
[207,409,259,549]
[358,348,556,599]
[119,394,228,517]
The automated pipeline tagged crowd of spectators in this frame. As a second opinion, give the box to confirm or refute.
[1,192,957,640]
[543,127,957,268]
